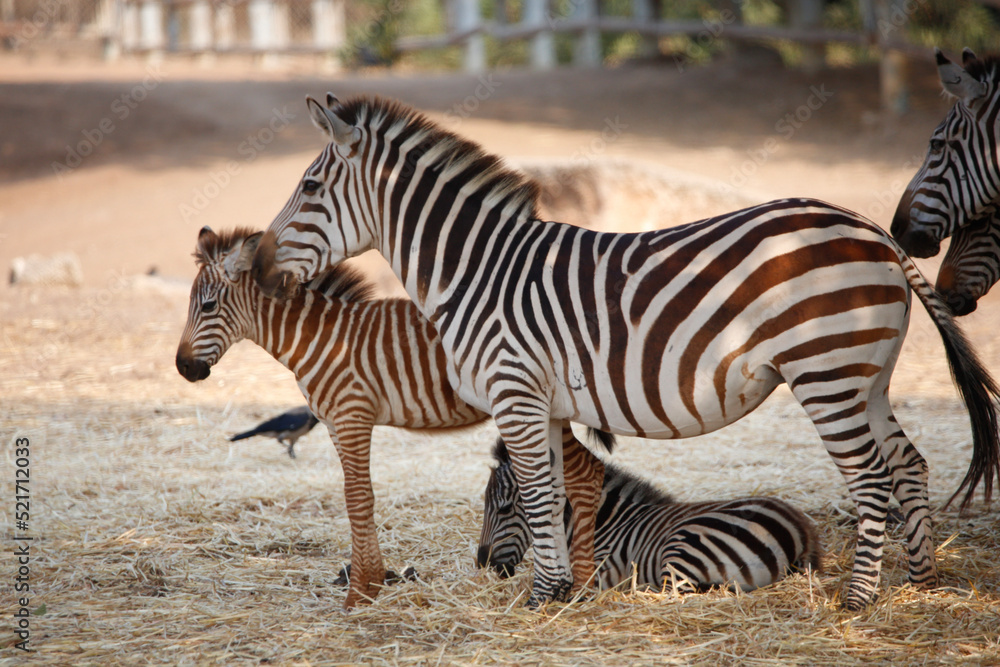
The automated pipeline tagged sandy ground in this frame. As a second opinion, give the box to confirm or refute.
[1,52,999,664]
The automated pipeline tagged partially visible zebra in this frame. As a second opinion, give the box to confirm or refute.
[251,93,1000,609]
[175,226,607,608]
[892,48,1000,258]
[936,215,1000,315]
[478,439,821,593]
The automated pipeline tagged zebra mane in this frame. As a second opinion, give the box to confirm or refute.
[195,227,376,302]
[303,266,377,303]
[194,226,260,267]
[333,95,541,218]
[489,438,675,506]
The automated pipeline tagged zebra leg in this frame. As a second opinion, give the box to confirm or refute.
[560,425,603,594]
[790,379,893,610]
[868,389,938,591]
[494,403,573,608]
[328,415,386,609]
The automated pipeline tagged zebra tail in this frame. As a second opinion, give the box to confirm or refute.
[904,257,1000,509]
[586,429,616,454]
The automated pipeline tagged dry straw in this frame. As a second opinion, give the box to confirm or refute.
[2,286,999,665]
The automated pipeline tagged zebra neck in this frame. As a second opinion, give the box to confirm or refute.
[246,284,345,373]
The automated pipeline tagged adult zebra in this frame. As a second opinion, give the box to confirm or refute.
[252,94,1000,610]
[935,215,1000,315]
[175,226,607,608]
[892,49,1000,260]
[478,438,821,593]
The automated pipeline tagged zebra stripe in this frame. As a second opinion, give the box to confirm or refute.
[252,95,1000,610]
[893,49,1000,257]
[935,215,1000,315]
[176,226,608,607]
[478,437,821,592]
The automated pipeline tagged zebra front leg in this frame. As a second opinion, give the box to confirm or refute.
[560,425,603,594]
[328,415,386,609]
[494,406,573,608]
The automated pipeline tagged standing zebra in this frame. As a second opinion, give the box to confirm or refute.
[252,94,1000,610]
[935,215,1000,315]
[893,49,1000,259]
[478,438,821,593]
[175,226,607,608]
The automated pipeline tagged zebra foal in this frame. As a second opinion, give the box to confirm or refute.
[252,94,1000,609]
[175,226,606,608]
[478,439,821,593]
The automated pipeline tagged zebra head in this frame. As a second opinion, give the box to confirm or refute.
[176,226,261,382]
[935,215,1000,315]
[892,49,1000,257]
[254,93,374,301]
[476,438,532,578]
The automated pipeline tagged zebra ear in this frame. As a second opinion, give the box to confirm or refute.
[306,95,361,147]
[936,47,987,102]
[223,232,264,280]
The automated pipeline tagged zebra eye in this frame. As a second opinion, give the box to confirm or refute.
[930,138,945,152]
[302,179,322,195]
[201,299,218,314]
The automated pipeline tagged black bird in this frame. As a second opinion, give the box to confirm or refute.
[229,406,319,459]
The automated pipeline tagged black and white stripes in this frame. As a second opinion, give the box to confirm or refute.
[252,94,1000,610]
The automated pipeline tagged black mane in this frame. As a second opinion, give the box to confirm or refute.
[330,95,541,219]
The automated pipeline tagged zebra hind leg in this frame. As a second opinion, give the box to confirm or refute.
[790,378,893,610]
[868,386,938,591]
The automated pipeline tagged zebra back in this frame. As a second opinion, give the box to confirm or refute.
[478,440,820,592]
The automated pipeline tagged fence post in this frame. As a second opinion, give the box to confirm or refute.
[139,0,164,53]
[189,0,212,52]
[454,0,485,73]
[789,0,824,72]
[571,0,599,67]
[312,0,346,52]
[249,0,273,51]
[122,0,140,51]
[875,0,908,114]
[215,2,236,52]
[523,0,555,70]
[631,0,656,58]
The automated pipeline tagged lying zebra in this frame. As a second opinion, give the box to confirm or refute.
[479,439,821,593]
[175,226,607,608]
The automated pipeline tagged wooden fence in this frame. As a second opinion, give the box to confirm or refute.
[395,0,929,113]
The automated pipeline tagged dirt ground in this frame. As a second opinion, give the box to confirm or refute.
[1,51,999,664]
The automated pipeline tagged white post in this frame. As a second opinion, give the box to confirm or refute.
[122,0,140,51]
[790,0,824,72]
[454,0,485,74]
[312,0,345,50]
[630,0,656,58]
[215,2,235,52]
[249,0,273,51]
[139,0,164,53]
[572,0,599,67]
[96,0,121,59]
[523,0,555,70]
[189,0,212,52]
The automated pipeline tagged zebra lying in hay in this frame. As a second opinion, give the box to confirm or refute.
[175,226,607,608]
[478,439,821,593]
